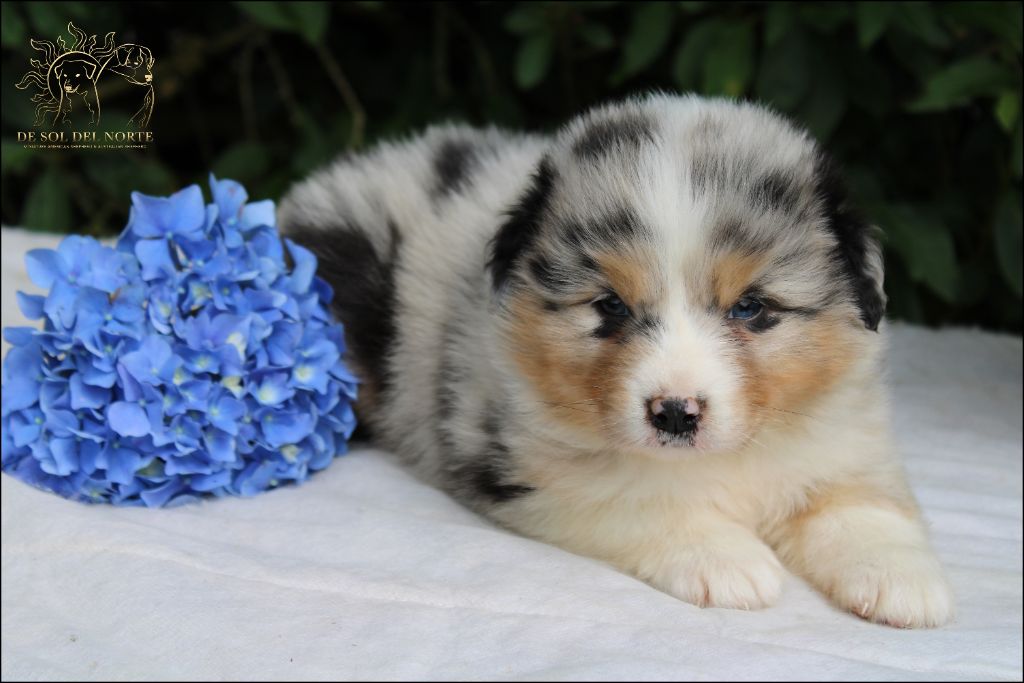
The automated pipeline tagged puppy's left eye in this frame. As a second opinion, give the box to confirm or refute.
[728,298,764,320]
[596,294,630,318]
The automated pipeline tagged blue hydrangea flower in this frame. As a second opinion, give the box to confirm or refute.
[1,176,358,507]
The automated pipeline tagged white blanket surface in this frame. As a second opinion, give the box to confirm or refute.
[1,228,1021,681]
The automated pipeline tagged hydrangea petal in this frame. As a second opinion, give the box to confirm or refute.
[108,401,150,437]
[135,239,177,281]
[240,199,275,230]
[261,411,314,448]
[139,478,185,507]
[45,437,79,476]
[105,447,143,485]
[43,278,79,330]
[24,248,62,289]
[1,372,40,414]
[285,239,317,294]
[16,292,45,320]
[70,374,110,410]
[130,185,206,240]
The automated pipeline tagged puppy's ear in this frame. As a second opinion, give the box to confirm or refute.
[487,157,556,293]
[814,153,887,331]
[83,61,97,80]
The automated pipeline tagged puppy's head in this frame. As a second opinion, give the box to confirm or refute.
[489,94,885,457]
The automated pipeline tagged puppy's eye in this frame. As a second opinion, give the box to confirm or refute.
[728,298,764,320]
[596,294,630,318]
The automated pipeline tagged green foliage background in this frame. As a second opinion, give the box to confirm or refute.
[2,1,1021,331]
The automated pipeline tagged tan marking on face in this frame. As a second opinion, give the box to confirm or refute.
[503,281,646,442]
[593,248,656,306]
[712,251,768,309]
[738,312,860,427]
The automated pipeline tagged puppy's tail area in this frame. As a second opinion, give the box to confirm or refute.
[278,212,401,431]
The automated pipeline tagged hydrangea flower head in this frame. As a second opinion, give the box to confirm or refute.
[1,176,358,507]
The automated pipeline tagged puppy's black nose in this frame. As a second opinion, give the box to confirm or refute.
[647,396,701,435]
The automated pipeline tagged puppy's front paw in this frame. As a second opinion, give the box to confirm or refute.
[653,535,785,610]
[826,547,955,628]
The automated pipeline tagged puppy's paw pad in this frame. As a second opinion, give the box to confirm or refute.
[830,549,954,628]
[657,538,784,610]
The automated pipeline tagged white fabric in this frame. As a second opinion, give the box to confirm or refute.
[1,228,1021,681]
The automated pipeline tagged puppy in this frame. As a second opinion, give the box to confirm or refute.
[278,94,954,627]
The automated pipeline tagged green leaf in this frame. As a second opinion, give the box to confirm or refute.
[612,2,675,84]
[755,31,809,111]
[515,33,553,89]
[212,142,271,184]
[855,2,893,48]
[235,1,329,44]
[1,3,26,49]
[25,2,66,40]
[878,203,960,302]
[1,141,32,174]
[892,2,948,48]
[131,160,177,196]
[672,19,724,91]
[800,76,846,141]
[504,5,544,34]
[937,2,1023,54]
[289,2,330,45]
[994,193,1023,297]
[22,168,72,232]
[235,1,294,32]
[1012,119,1023,179]
[763,3,793,46]
[994,91,1020,132]
[579,23,614,51]
[882,258,925,323]
[798,4,851,33]
[908,57,1016,112]
[701,23,754,97]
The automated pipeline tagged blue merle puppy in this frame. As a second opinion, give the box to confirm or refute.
[278,93,953,627]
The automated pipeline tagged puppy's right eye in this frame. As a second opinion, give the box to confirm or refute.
[596,294,630,318]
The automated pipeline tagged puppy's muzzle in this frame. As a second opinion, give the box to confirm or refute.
[647,396,702,436]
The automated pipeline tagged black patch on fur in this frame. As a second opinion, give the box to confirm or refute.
[750,171,800,215]
[286,220,400,390]
[572,113,654,160]
[348,421,374,442]
[461,459,535,503]
[528,254,560,292]
[457,406,535,504]
[591,206,645,246]
[594,305,660,342]
[812,154,885,331]
[709,218,774,257]
[488,158,556,292]
[542,299,563,312]
[432,139,477,200]
[578,253,599,272]
[746,314,782,333]
[593,313,628,340]
[691,153,727,196]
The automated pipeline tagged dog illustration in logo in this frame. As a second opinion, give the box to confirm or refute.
[102,44,155,128]
[16,24,155,130]
[51,53,101,126]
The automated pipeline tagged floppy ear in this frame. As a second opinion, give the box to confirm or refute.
[487,157,556,293]
[83,61,97,80]
[814,153,887,331]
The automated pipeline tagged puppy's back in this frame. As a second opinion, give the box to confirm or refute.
[278,124,546,439]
